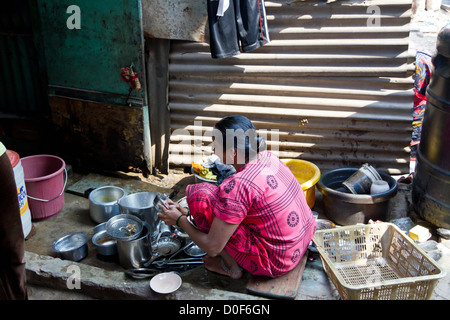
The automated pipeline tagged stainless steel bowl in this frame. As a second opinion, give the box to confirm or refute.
[191,166,219,186]
[52,232,89,261]
[92,230,117,256]
[184,241,206,257]
[93,222,107,234]
[89,186,126,224]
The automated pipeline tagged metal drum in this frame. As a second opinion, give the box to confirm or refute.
[412,25,450,229]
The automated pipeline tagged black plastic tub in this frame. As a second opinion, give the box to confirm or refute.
[317,168,398,226]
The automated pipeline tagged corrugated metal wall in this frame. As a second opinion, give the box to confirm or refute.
[167,0,414,174]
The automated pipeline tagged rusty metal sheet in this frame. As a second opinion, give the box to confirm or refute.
[142,0,208,41]
[49,96,147,171]
[166,0,415,174]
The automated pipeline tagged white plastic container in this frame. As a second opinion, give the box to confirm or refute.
[7,150,32,238]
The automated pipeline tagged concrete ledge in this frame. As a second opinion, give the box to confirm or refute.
[25,251,152,300]
[25,251,264,300]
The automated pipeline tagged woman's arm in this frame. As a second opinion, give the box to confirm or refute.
[158,204,238,257]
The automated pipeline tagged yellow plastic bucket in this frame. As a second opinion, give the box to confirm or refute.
[282,159,321,209]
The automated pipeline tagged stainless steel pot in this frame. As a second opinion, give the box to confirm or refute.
[89,186,126,224]
[117,192,160,239]
[52,232,89,261]
[116,222,153,269]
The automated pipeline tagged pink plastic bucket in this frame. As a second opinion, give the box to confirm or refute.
[21,155,67,221]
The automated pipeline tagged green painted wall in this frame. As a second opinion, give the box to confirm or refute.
[37,0,146,106]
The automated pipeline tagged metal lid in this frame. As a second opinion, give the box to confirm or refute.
[106,214,143,240]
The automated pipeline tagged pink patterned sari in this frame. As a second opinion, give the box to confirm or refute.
[186,151,316,278]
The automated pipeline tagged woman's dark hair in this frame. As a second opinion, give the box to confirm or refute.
[214,115,266,163]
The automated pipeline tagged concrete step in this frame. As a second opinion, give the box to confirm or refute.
[25,251,262,300]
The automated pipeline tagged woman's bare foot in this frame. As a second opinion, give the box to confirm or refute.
[202,255,243,279]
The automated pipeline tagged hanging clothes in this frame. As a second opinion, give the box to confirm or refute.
[207,0,270,59]
[216,0,230,16]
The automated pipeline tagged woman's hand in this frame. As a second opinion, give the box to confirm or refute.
[157,199,187,226]
[166,199,189,215]
[158,199,240,259]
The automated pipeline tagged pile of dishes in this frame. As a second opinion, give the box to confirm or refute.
[90,200,205,270]
[52,189,204,294]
